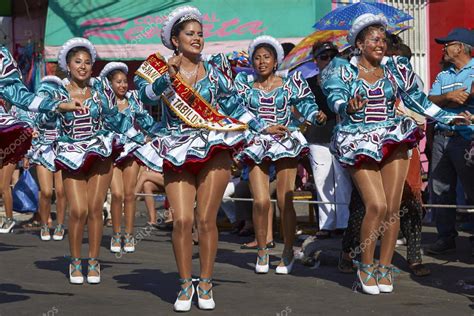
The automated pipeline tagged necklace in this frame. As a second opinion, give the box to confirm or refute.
[179,63,199,79]
[358,63,378,74]
[118,98,127,105]
[68,85,88,95]
[78,87,87,95]
[256,76,276,92]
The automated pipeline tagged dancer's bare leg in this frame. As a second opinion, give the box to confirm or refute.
[121,159,140,235]
[244,201,274,248]
[165,168,196,300]
[86,158,114,261]
[37,165,54,226]
[349,163,386,286]
[62,171,88,277]
[275,158,298,263]
[196,151,232,296]
[110,167,124,234]
[248,161,271,262]
[54,171,66,225]
[378,145,410,285]
[267,203,274,243]
[0,163,16,219]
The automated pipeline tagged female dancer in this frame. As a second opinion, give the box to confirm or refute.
[100,62,159,253]
[321,13,461,294]
[0,101,29,233]
[28,83,67,241]
[0,103,33,234]
[37,37,142,285]
[235,36,324,274]
[0,46,80,233]
[133,6,281,311]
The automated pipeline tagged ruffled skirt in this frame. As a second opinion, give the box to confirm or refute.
[0,115,32,166]
[331,116,423,168]
[54,133,120,173]
[29,143,56,171]
[237,130,309,164]
[114,134,141,166]
[134,129,250,173]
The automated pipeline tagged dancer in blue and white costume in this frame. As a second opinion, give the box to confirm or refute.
[0,102,35,234]
[37,37,143,285]
[0,46,81,234]
[99,62,159,254]
[28,78,68,242]
[234,35,325,275]
[321,13,463,295]
[0,46,81,166]
[133,6,280,312]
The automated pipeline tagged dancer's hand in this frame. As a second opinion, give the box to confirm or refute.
[346,94,367,114]
[168,53,182,79]
[315,111,327,124]
[453,111,474,125]
[264,124,288,136]
[32,130,39,138]
[57,100,87,113]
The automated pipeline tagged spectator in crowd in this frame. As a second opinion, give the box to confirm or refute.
[281,42,296,58]
[305,41,352,239]
[218,163,241,231]
[427,28,474,255]
[135,167,167,227]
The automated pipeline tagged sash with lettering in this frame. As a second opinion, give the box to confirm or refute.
[136,53,247,131]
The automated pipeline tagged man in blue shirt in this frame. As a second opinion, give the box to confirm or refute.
[427,27,474,254]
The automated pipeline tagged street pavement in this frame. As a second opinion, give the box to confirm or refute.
[0,201,473,316]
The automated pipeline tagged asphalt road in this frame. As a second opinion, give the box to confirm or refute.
[0,201,473,316]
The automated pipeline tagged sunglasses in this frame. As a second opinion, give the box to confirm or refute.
[316,52,337,61]
[443,42,461,49]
